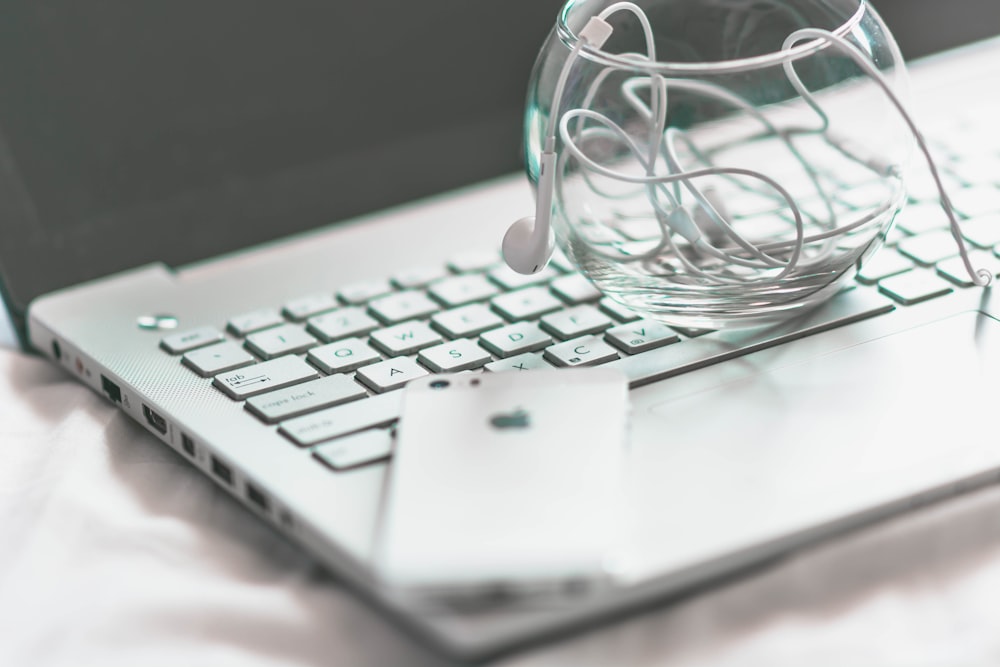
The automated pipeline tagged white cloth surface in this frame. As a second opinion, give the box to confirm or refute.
[3,345,1000,667]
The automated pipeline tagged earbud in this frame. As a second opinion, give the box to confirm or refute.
[503,147,557,274]
[505,5,989,288]
[501,215,555,274]
[503,16,614,275]
[693,186,732,246]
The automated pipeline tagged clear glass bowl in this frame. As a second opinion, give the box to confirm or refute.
[525,0,911,328]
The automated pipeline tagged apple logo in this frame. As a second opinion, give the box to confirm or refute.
[489,407,531,430]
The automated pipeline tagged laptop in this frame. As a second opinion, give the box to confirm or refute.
[2,0,999,660]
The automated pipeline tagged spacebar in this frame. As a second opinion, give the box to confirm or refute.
[607,289,895,388]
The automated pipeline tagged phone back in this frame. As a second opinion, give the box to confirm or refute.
[376,369,629,598]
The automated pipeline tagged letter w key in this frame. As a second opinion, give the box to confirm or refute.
[370,320,443,356]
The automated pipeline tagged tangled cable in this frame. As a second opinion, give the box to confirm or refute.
[543,1,990,287]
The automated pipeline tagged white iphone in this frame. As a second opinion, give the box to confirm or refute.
[375,368,629,602]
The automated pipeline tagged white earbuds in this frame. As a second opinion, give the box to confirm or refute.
[501,146,557,274]
[502,15,613,275]
[502,4,990,287]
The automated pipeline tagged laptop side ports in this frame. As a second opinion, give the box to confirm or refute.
[101,375,123,405]
[141,404,168,435]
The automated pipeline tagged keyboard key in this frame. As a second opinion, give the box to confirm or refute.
[897,231,960,266]
[356,357,429,393]
[608,289,895,388]
[949,155,1000,186]
[307,338,381,374]
[428,274,500,307]
[487,264,559,290]
[182,341,256,377]
[548,249,575,273]
[479,322,552,358]
[368,290,439,325]
[878,270,955,305]
[856,250,914,284]
[605,320,680,354]
[282,293,339,321]
[490,287,563,321]
[895,203,948,236]
[370,320,443,356]
[227,309,284,336]
[161,326,224,354]
[937,251,1000,286]
[931,129,997,160]
[447,250,499,273]
[391,265,449,289]
[906,169,965,203]
[540,305,613,340]
[671,325,715,338]
[245,324,318,360]
[883,225,909,247]
[245,374,367,423]
[599,297,642,322]
[485,352,552,373]
[307,307,379,342]
[338,279,394,305]
[418,338,492,372]
[544,335,620,367]
[431,303,504,338]
[836,181,895,210]
[280,392,403,446]
[550,273,603,304]
[313,429,394,471]
[214,355,319,400]
[951,185,1000,218]
[962,214,1000,248]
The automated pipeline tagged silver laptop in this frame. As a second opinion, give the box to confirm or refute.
[2,0,1000,660]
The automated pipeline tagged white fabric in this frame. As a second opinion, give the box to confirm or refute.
[3,343,1000,666]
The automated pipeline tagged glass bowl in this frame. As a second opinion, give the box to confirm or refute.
[524,0,911,328]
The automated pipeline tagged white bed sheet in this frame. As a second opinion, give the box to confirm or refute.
[3,343,1000,666]
[0,306,995,667]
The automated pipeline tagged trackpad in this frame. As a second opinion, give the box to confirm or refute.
[624,312,1000,578]
[649,310,999,459]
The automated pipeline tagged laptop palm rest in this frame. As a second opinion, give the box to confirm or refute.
[621,311,1000,580]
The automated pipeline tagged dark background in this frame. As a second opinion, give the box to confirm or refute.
[875,0,1000,59]
[0,0,997,345]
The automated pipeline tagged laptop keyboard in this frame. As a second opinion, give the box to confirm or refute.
[159,119,1000,472]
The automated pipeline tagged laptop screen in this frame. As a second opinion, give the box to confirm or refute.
[0,0,562,338]
[0,0,997,344]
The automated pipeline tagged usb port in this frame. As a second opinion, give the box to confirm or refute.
[211,456,233,486]
[246,483,270,512]
[142,404,168,434]
[181,434,196,457]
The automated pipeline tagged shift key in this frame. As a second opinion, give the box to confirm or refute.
[214,355,319,400]
[280,391,403,446]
